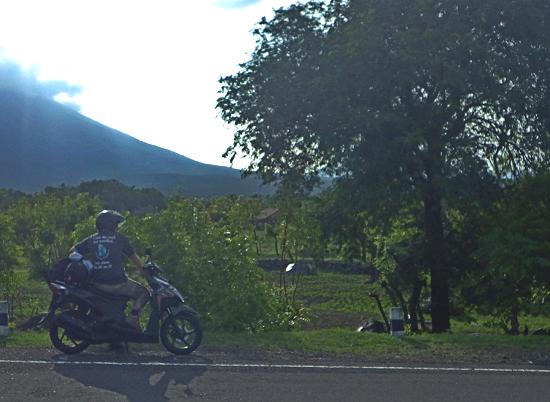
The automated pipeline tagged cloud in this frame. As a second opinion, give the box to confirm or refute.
[0,52,81,111]
[214,0,263,9]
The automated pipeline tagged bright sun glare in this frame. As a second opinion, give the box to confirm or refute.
[0,0,298,168]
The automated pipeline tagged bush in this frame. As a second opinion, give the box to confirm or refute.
[125,198,284,331]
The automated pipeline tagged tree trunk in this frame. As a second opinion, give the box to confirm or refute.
[423,130,450,332]
[418,304,427,332]
[359,237,367,263]
[281,221,288,260]
[253,228,261,255]
[408,279,423,333]
[392,285,409,323]
[381,281,399,307]
[274,234,279,257]
[509,304,520,335]
[424,187,450,332]
[371,293,390,333]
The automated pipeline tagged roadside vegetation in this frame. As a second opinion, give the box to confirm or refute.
[2,178,550,361]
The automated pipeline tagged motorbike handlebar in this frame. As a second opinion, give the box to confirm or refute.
[143,263,163,276]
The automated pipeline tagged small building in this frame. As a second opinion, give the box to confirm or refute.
[253,208,278,229]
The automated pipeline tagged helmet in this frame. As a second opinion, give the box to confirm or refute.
[95,210,125,232]
[64,261,90,286]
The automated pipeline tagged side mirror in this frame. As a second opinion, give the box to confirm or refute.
[145,248,152,257]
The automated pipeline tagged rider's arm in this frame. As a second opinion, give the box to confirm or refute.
[129,254,145,277]
[69,238,89,256]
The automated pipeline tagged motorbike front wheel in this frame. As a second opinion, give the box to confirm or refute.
[160,312,202,355]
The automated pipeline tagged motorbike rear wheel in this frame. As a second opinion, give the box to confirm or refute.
[49,309,91,354]
[160,312,202,355]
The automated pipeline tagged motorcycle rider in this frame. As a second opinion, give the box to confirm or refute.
[70,210,149,331]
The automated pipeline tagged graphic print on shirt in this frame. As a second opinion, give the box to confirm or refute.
[96,244,109,260]
[92,235,116,270]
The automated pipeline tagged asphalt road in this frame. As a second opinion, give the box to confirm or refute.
[1,348,550,402]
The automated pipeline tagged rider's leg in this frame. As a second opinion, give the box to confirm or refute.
[118,279,149,331]
[123,278,150,315]
[93,279,149,312]
[91,279,149,330]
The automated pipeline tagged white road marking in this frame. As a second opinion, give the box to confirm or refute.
[0,359,549,374]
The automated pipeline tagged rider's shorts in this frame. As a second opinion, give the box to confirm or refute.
[91,278,149,310]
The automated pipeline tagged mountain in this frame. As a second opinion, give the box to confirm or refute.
[0,90,271,196]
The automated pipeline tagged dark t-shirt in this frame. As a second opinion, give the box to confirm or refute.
[74,231,135,284]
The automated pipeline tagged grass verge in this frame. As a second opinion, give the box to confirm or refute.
[2,328,550,364]
[0,329,50,348]
[204,328,550,363]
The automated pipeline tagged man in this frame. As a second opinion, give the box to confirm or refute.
[71,210,149,331]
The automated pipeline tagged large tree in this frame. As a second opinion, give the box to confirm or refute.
[217,0,550,331]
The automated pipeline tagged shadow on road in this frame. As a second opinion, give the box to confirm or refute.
[52,351,210,401]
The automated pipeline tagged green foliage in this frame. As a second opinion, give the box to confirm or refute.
[0,180,168,283]
[0,213,20,272]
[0,213,24,317]
[0,189,26,211]
[0,271,45,320]
[0,270,25,320]
[315,187,372,263]
[44,179,166,213]
[219,0,550,186]
[218,0,550,331]
[469,174,550,332]
[0,182,315,331]
[368,208,430,330]
[124,198,282,331]
[2,173,550,336]
[3,192,101,279]
[269,189,325,262]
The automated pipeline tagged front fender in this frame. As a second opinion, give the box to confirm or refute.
[164,302,199,317]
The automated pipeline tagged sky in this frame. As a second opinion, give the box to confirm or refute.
[0,0,300,169]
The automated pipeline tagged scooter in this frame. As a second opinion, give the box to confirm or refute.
[44,249,202,355]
